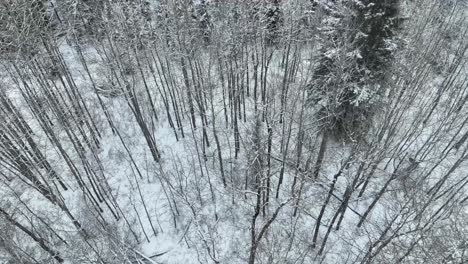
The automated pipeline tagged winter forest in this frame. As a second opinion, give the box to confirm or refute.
[0,0,467,263]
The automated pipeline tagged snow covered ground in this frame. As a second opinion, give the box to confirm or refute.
[1,1,468,263]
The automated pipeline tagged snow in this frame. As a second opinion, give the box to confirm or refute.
[1,0,468,263]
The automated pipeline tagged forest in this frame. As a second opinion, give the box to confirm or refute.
[0,0,467,263]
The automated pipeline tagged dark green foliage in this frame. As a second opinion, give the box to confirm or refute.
[264,1,283,45]
[309,0,401,141]
[352,0,401,82]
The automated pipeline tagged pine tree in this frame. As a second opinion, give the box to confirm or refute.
[352,0,401,84]
[309,0,401,141]
[264,0,282,45]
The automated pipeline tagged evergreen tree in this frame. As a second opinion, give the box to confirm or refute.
[309,0,401,141]
[264,0,283,45]
[352,0,401,84]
